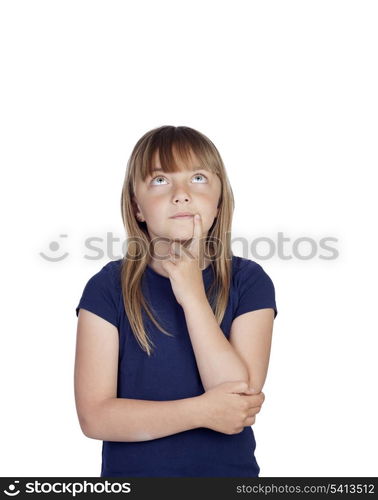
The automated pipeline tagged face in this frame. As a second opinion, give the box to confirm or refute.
[133,149,222,247]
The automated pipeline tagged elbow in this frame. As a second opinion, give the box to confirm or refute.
[247,376,265,394]
[78,399,117,441]
[78,413,100,440]
[81,422,101,440]
[76,399,110,440]
[239,365,252,390]
[79,416,92,439]
[244,371,265,394]
[204,374,251,393]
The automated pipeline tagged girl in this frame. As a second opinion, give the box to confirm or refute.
[74,125,278,477]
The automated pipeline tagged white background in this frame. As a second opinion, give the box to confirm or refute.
[1,0,377,477]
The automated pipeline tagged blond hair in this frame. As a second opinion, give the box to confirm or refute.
[120,125,235,355]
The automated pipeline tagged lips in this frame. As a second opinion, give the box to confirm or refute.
[170,213,194,218]
[171,215,193,218]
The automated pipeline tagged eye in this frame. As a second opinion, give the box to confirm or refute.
[150,173,208,185]
[150,176,168,185]
[192,173,208,183]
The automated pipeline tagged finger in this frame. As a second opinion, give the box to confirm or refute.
[247,406,262,417]
[170,241,182,259]
[246,389,265,403]
[167,243,182,263]
[161,256,175,273]
[243,395,264,409]
[190,213,203,260]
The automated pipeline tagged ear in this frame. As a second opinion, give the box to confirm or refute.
[132,196,144,221]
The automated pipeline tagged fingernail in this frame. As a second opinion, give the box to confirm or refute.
[195,214,200,220]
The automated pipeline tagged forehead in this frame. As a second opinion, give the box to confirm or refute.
[149,165,206,175]
[151,148,202,170]
[145,149,212,179]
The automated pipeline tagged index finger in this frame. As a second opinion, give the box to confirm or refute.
[190,213,203,258]
[241,393,265,408]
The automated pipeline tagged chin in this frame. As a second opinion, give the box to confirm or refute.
[171,234,191,242]
[168,228,191,238]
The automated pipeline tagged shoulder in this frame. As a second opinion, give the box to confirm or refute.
[101,258,123,282]
[231,255,277,319]
[231,255,272,283]
[82,258,123,295]
[76,259,123,326]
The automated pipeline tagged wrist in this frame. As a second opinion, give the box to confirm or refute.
[181,292,209,312]
[189,394,209,429]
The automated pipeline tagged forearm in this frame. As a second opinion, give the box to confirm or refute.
[182,296,249,391]
[84,396,203,442]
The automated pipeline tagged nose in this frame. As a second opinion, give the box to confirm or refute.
[172,187,191,204]
[174,195,190,203]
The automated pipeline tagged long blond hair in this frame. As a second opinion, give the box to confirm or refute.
[120,125,235,355]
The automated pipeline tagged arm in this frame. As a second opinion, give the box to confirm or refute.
[86,396,203,442]
[229,308,275,393]
[75,308,204,442]
[181,296,250,391]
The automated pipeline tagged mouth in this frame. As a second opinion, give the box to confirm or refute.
[170,215,194,219]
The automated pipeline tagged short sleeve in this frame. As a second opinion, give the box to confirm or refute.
[75,264,120,328]
[234,261,278,320]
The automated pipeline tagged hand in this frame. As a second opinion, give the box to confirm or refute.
[161,213,207,307]
[197,381,265,435]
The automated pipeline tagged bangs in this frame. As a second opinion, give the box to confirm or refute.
[137,126,222,182]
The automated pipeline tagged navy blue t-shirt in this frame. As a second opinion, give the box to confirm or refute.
[75,255,278,477]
